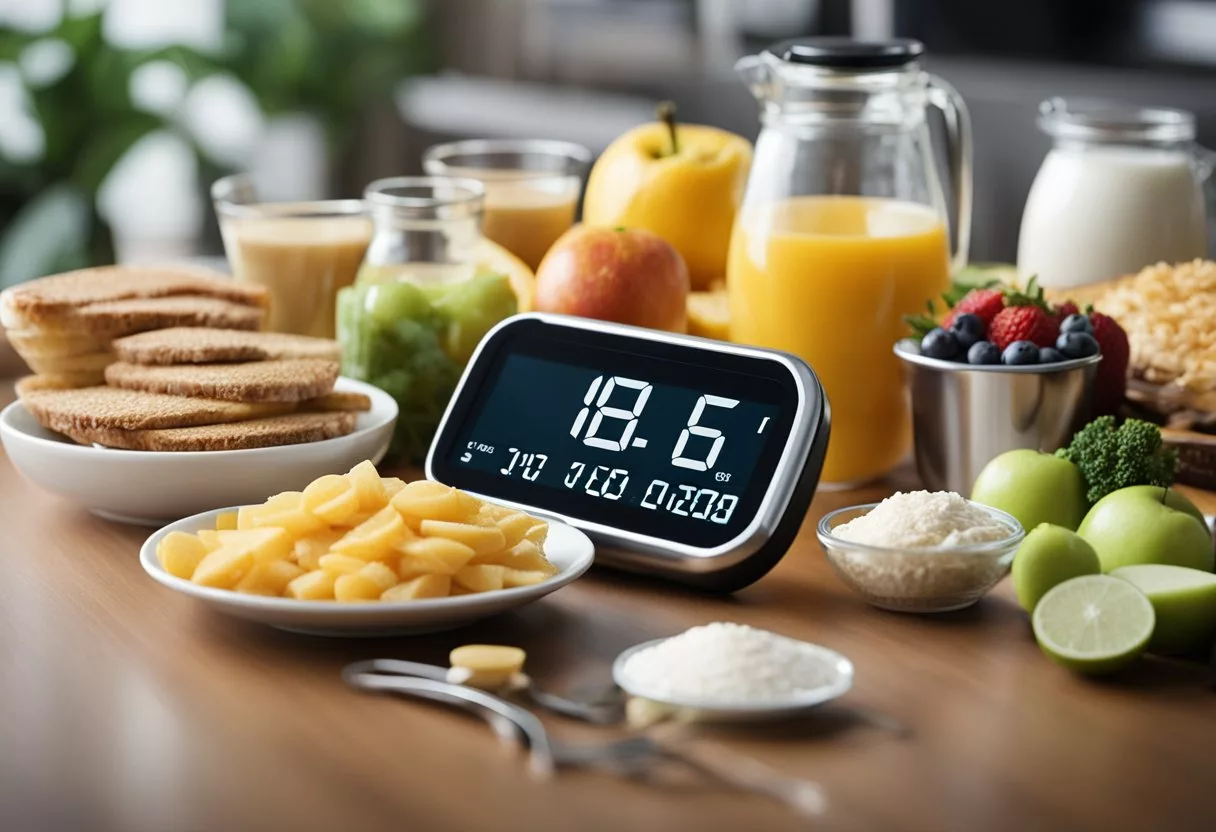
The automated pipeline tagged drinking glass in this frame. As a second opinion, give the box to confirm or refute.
[212,174,371,338]
[423,139,592,271]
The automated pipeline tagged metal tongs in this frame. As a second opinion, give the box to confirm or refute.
[342,660,826,818]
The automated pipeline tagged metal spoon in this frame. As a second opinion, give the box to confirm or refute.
[345,658,622,724]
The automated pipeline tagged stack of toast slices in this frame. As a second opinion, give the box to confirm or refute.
[0,266,270,387]
[17,328,371,452]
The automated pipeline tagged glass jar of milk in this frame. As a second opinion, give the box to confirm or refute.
[1018,98,1214,289]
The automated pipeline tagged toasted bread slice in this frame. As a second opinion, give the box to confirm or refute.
[5,328,110,358]
[300,391,372,412]
[104,359,339,403]
[17,380,294,431]
[73,296,265,336]
[113,327,341,365]
[0,266,267,329]
[62,411,357,452]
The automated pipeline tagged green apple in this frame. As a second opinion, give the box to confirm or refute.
[1112,485,1205,527]
[1011,524,1101,612]
[1078,487,1214,574]
[1110,564,1216,655]
[971,450,1088,532]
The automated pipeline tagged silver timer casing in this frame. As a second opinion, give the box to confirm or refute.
[426,313,830,592]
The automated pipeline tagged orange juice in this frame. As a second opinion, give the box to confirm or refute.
[481,181,578,271]
[727,196,950,485]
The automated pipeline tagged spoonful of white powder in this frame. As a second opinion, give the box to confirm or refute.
[615,622,851,707]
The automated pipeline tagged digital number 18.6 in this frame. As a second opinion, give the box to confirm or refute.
[569,375,738,473]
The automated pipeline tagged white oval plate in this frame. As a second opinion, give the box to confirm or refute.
[141,507,595,636]
[1,377,397,526]
[612,637,854,721]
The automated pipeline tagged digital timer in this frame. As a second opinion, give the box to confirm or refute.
[427,314,830,591]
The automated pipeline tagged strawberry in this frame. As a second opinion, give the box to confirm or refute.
[1052,300,1079,328]
[989,305,1057,350]
[943,288,1004,329]
[1088,311,1129,416]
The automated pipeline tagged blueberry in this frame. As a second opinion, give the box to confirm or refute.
[1059,313,1093,335]
[1002,340,1040,365]
[1056,331,1100,359]
[1038,347,1066,364]
[949,313,987,350]
[967,340,1001,365]
[921,327,960,360]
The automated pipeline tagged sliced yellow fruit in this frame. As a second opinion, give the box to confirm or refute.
[687,288,730,341]
[453,564,507,593]
[302,474,360,525]
[396,537,477,577]
[420,520,505,555]
[158,532,208,579]
[286,569,337,600]
[235,561,305,596]
[215,512,238,531]
[347,460,388,511]
[332,505,409,560]
[381,574,451,601]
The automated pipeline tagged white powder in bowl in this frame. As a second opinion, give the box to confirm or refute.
[832,491,1010,548]
[619,622,838,703]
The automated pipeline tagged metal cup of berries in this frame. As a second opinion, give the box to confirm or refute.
[898,280,1110,494]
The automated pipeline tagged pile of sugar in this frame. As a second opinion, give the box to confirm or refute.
[620,622,835,703]
[832,491,1009,548]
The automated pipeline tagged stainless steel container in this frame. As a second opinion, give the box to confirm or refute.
[895,342,1101,494]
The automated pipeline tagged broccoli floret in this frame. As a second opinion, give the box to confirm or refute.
[1056,416,1177,505]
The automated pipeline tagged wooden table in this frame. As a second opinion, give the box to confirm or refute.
[2,386,1214,832]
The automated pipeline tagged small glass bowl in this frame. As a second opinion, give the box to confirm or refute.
[816,501,1024,613]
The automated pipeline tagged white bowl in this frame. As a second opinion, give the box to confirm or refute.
[140,507,595,636]
[612,637,854,722]
[0,377,397,526]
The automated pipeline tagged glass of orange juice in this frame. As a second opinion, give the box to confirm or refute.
[729,39,971,487]
[213,174,371,338]
[423,139,592,271]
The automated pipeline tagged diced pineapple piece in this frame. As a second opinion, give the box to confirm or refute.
[452,564,506,593]
[158,532,208,579]
[503,568,551,588]
[347,460,388,511]
[478,503,514,524]
[334,573,383,602]
[391,481,469,524]
[318,553,366,575]
[450,644,526,677]
[495,512,535,547]
[197,529,222,551]
[293,529,342,571]
[524,523,549,546]
[237,504,260,530]
[215,511,238,531]
[332,505,408,560]
[472,539,556,574]
[357,561,398,591]
[381,477,406,497]
[395,537,476,576]
[286,569,336,600]
[191,546,254,589]
[302,474,360,525]
[216,528,293,564]
[381,574,451,602]
[235,560,305,596]
[335,511,373,529]
[420,520,506,555]
[249,503,326,538]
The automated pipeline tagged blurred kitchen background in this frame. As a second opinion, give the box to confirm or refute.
[2,0,1215,287]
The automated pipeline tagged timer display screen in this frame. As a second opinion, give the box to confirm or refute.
[432,325,797,548]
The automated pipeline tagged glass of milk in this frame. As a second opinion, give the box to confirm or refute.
[1018,98,1214,289]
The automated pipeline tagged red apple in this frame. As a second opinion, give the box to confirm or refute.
[534,225,689,333]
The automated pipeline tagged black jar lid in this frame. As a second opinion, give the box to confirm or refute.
[768,37,924,69]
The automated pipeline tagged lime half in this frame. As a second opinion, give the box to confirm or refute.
[1032,575,1155,675]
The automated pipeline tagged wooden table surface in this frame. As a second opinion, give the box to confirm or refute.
[2,386,1214,832]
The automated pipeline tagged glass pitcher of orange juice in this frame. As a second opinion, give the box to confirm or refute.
[729,38,971,487]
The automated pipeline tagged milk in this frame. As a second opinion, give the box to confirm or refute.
[1017,146,1207,288]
